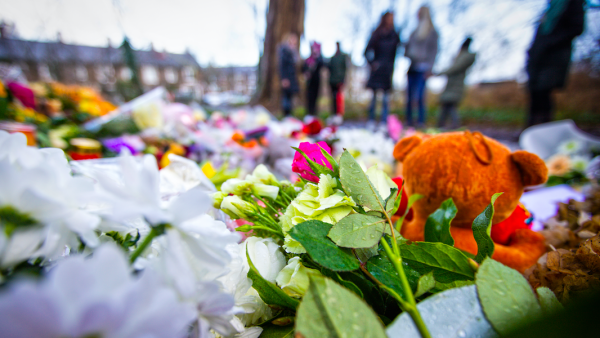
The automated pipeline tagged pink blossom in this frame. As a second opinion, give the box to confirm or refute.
[292,141,332,182]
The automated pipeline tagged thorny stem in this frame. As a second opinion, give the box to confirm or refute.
[380,237,431,338]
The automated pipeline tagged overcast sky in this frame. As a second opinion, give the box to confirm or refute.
[0,0,597,89]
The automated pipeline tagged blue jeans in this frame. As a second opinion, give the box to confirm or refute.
[368,90,390,122]
[406,71,427,126]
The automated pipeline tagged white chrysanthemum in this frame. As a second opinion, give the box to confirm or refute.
[557,139,583,155]
[0,244,196,338]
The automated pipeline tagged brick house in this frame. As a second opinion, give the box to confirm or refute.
[0,33,203,99]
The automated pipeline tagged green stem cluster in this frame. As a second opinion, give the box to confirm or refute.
[129,224,167,264]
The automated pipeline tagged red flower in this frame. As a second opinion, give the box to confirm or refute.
[292,141,332,182]
[392,177,413,221]
[302,118,323,135]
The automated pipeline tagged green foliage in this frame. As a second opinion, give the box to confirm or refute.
[319,145,339,177]
[366,254,421,300]
[424,198,457,246]
[536,286,563,316]
[259,322,294,338]
[414,272,436,298]
[472,193,502,263]
[246,249,299,310]
[295,275,387,338]
[105,230,140,250]
[339,151,385,212]
[476,258,542,336]
[399,242,475,283]
[289,220,359,272]
[328,213,387,248]
[0,206,37,237]
[385,187,398,213]
[319,268,363,298]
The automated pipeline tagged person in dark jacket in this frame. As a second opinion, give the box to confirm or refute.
[278,33,300,117]
[405,6,438,128]
[328,42,348,119]
[364,12,401,127]
[526,0,585,127]
[436,37,476,129]
[303,41,324,116]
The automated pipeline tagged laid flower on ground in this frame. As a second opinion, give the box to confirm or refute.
[0,244,197,338]
[291,141,333,183]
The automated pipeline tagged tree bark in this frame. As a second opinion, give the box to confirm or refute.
[254,0,305,114]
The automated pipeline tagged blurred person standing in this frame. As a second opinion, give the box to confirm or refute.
[405,6,438,128]
[526,0,585,127]
[364,11,401,128]
[279,33,300,117]
[328,42,348,124]
[303,41,324,116]
[436,37,476,129]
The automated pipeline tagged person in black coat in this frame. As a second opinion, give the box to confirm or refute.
[526,0,585,127]
[364,12,401,126]
[279,33,300,117]
[303,41,324,116]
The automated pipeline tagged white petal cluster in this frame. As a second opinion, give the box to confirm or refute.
[0,130,265,338]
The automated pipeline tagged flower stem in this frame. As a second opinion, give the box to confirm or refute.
[380,238,431,338]
[245,225,284,237]
[129,224,165,264]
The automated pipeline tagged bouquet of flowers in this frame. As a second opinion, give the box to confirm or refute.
[214,141,568,337]
[545,139,597,187]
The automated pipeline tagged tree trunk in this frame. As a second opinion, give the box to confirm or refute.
[254,0,305,115]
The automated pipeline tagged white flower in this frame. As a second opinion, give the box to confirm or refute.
[221,195,256,219]
[0,155,101,264]
[557,139,583,155]
[276,256,322,297]
[247,164,278,186]
[241,237,286,283]
[366,165,398,200]
[0,244,197,338]
[92,154,169,225]
[571,155,590,172]
[218,244,274,328]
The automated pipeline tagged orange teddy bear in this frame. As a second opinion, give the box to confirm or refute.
[393,131,548,272]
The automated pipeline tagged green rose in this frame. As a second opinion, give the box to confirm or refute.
[276,257,322,297]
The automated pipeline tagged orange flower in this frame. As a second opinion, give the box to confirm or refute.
[546,154,572,176]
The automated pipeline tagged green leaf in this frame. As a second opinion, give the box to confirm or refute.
[289,220,360,272]
[246,249,299,310]
[390,181,404,215]
[319,145,339,177]
[328,213,387,248]
[536,287,563,315]
[355,244,379,263]
[339,150,385,212]
[432,279,474,293]
[414,272,436,297]
[472,193,503,263]
[387,285,498,338]
[366,254,421,299]
[385,188,398,213]
[424,198,457,246]
[399,242,475,283]
[295,275,387,338]
[395,194,424,231]
[292,146,334,178]
[476,258,542,336]
[259,322,294,338]
[319,268,363,298]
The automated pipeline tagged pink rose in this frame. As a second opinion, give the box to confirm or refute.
[7,82,36,109]
[292,141,332,182]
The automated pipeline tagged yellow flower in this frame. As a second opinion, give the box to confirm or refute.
[0,80,6,97]
[546,154,572,176]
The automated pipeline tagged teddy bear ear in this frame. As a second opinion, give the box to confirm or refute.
[511,150,548,186]
[393,135,422,162]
